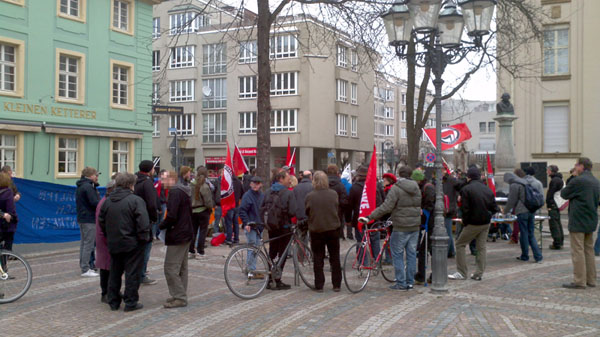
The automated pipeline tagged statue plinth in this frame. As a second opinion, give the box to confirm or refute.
[494,114,518,194]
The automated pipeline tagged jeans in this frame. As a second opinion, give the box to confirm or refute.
[141,241,152,278]
[78,222,96,273]
[245,229,260,271]
[389,231,418,287]
[354,227,381,260]
[594,232,600,256]
[311,229,342,290]
[444,217,455,256]
[212,206,222,235]
[224,207,240,243]
[517,212,542,262]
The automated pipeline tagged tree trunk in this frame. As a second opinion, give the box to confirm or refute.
[405,39,420,167]
[256,0,272,186]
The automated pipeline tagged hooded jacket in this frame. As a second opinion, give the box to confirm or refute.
[367,178,422,232]
[76,177,100,223]
[0,187,17,233]
[159,181,194,245]
[561,171,600,233]
[293,178,313,221]
[525,175,544,198]
[459,178,500,225]
[134,172,158,223]
[99,187,150,254]
[504,172,529,215]
[546,172,564,209]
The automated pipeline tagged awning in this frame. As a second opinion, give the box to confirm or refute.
[205,156,226,164]
[44,124,143,139]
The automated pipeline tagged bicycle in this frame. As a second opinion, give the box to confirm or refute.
[224,222,315,299]
[343,220,394,293]
[0,249,33,304]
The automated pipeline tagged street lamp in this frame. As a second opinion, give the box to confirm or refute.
[382,0,496,293]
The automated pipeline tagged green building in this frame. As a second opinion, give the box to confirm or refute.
[0,0,159,185]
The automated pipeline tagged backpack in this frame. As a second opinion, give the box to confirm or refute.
[521,182,544,213]
[261,190,284,230]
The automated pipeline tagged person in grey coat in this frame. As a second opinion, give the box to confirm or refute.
[293,171,313,221]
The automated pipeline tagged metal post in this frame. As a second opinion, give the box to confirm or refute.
[430,39,449,293]
[174,132,179,174]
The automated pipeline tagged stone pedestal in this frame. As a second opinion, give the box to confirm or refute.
[494,115,518,194]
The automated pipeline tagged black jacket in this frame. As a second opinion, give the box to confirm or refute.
[134,172,158,223]
[293,178,313,221]
[76,177,100,223]
[346,179,383,227]
[159,183,194,245]
[242,173,252,194]
[264,182,297,226]
[459,179,500,226]
[99,188,150,254]
[546,173,564,209]
[233,176,243,207]
[328,175,349,225]
[420,182,435,228]
[443,176,459,218]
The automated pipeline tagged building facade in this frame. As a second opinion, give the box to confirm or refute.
[151,1,375,172]
[442,99,496,155]
[0,0,158,185]
[498,0,600,173]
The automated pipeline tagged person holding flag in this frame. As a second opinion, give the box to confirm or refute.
[220,143,240,245]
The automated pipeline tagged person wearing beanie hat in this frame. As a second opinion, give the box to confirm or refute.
[139,160,154,173]
[411,169,425,182]
[546,165,564,250]
[448,166,500,281]
[134,161,159,286]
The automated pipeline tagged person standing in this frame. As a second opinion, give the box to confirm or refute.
[326,165,349,240]
[224,174,243,245]
[134,160,159,286]
[95,179,116,304]
[0,173,17,253]
[347,165,383,255]
[190,166,214,258]
[305,171,342,292]
[154,169,168,239]
[546,165,565,250]
[362,166,421,290]
[76,167,100,277]
[443,173,459,258]
[560,157,600,289]
[293,170,313,223]
[99,173,150,312]
[449,167,500,281]
[412,169,434,284]
[160,167,194,307]
[239,176,265,278]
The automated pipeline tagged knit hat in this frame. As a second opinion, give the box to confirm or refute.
[356,165,369,177]
[411,169,425,182]
[383,173,397,184]
[139,160,154,173]
[467,167,481,180]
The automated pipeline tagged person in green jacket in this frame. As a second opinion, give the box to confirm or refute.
[560,157,600,289]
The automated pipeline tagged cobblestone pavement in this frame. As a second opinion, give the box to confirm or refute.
[3,228,600,337]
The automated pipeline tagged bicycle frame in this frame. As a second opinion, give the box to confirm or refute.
[253,226,305,278]
[355,222,392,271]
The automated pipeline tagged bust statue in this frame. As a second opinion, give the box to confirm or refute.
[496,93,514,115]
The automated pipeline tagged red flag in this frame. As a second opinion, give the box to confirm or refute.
[220,143,236,217]
[285,138,296,176]
[486,152,496,196]
[423,123,472,151]
[358,145,378,232]
[232,144,249,177]
[442,157,452,175]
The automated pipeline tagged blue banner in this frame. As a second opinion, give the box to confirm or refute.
[13,178,105,244]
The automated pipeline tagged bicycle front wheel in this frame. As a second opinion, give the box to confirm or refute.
[380,244,395,283]
[224,245,270,300]
[343,243,371,293]
[292,239,315,289]
[0,250,33,304]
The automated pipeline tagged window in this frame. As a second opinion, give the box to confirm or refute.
[401,110,406,122]
[488,121,495,133]
[271,109,297,133]
[152,17,160,38]
[170,45,195,68]
[0,134,17,173]
[350,49,358,71]
[374,122,385,136]
[374,103,385,118]
[270,35,297,59]
[58,0,85,22]
[0,40,24,97]
[239,41,257,63]
[337,45,347,67]
[351,116,358,137]
[479,138,495,151]
[110,60,133,109]
[202,78,226,109]
[336,114,348,136]
[384,107,394,119]
[385,89,394,102]
[543,26,569,76]
[169,114,195,136]
[401,127,407,139]
[239,76,257,99]
[56,49,85,104]
[385,125,394,137]
[336,79,347,102]
[271,72,297,96]
[152,116,160,137]
[543,103,569,153]
[56,136,80,176]
[203,113,226,143]
[203,43,226,75]
[111,0,134,35]
[479,122,486,133]
[152,50,160,71]
[239,112,256,134]
[350,83,357,104]
[401,93,406,105]
[169,80,194,102]
[169,12,209,35]
[442,123,450,127]
[111,140,131,174]
[152,83,159,104]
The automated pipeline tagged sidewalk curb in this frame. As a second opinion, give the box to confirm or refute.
[22,247,79,260]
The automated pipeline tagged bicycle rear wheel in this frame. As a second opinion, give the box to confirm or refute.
[292,239,315,289]
[343,243,371,293]
[224,245,269,300]
[0,250,33,304]
[380,244,395,283]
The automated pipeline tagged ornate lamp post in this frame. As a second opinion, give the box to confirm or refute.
[382,0,496,293]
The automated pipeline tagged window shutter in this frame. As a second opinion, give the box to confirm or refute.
[543,105,569,153]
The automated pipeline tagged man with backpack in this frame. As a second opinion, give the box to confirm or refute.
[504,168,544,263]
[262,170,297,290]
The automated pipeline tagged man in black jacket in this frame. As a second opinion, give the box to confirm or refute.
[449,167,500,281]
[76,166,100,277]
[443,174,459,257]
[546,165,564,250]
[99,172,150,312]
[135,160,159,285]
[327,165,349,239]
